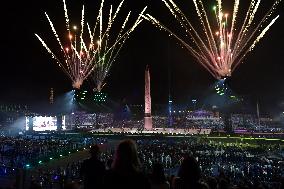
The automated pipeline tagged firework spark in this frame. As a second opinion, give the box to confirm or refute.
[143,0,281,79]
[36,0,146,90]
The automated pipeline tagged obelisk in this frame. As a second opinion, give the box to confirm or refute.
[144,65,153,130]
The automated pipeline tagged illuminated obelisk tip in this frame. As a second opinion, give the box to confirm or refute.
[144,65,153,130]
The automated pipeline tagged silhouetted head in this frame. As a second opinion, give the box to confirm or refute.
[112,139,140,173]
[178,155,201,183]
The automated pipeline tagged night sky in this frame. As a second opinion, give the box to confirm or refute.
[0,0,284,114]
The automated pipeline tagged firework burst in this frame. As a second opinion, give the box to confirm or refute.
[143,0,281,79]
[36,0,146,89]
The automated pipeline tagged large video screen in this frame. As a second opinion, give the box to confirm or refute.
[25,116,66,131]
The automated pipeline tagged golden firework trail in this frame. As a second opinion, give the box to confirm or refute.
[36,0,147,90]
[143,0,281,79]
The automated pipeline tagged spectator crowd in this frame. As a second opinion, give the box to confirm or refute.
[21,137,284,189]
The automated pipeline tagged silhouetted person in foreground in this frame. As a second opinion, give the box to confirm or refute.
[149,163,170,189]
[80,145,105,189]
[173,156,208,189]
[103,139,151,189]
